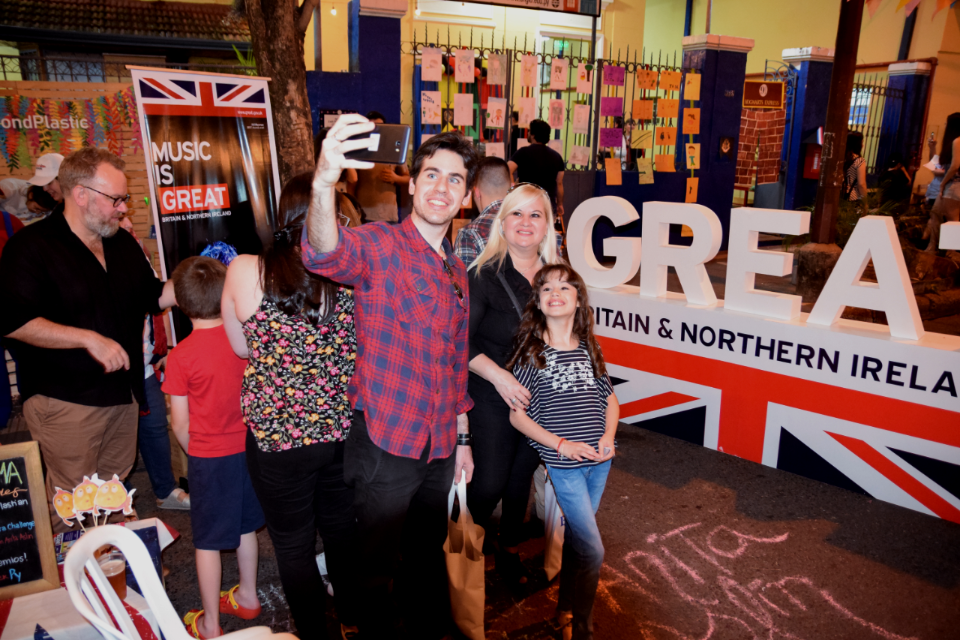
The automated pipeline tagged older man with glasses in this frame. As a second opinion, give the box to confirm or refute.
[0,147,177,532]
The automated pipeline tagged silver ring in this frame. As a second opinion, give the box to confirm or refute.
[510,398,516,404]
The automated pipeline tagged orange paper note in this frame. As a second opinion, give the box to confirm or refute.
[655,154,676,172]
[683,108,701,135]
[632,99,654,121]
[605,157,623,185]
[685,177,699,202]
[655,127,677,146]
[660,70,682,92]
[658,99,679,119]
[636,69,658,91]
[684,73,701,101]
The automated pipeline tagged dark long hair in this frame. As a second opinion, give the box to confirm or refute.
[844,130,864,172]
[259,172,339,324]
[505,264,607,379]
[940,112,960,168]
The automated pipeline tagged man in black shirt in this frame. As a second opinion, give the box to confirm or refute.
[508,119,566,219]
[0,147,176,531]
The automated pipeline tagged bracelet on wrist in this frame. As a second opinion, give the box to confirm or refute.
[457,433,473,446]
[556,438,567,459]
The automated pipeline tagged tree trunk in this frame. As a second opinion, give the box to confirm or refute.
[244,0,315,185]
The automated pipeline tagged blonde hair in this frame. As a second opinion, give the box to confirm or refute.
[469,183,558,273]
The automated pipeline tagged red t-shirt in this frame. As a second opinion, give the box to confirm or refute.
[162,324,247,458]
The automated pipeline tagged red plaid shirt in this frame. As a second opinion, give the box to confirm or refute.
[301,216,473,461]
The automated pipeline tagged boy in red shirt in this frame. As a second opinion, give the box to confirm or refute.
[163,256,264,639]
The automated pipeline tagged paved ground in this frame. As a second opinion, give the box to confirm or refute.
[137,419,960,640]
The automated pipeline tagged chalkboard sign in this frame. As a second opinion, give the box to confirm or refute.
[0,442,59,599]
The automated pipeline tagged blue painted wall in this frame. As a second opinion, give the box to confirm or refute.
[306,5,402,133]
[783,60,833,211]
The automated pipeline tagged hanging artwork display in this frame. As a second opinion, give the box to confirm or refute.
[685,142,701,169]
[683,108,701,135]
[521,55,538,87]
[576,63,593,94]
[454,93,474,127]
[637,158,654,184]
[485,142,505,159]
[570,145,591,166]
[656,127,677,146]
[550,58,569,90]
[548,139,564,156]
[600,97,623,118]
[599,127,622,147]
[488,53,507,85]
[659,70,682,92]
[421,48,443,82]
[658,99,679,120]
[604,157,622,185]
[602,65,625,87]
[572,104,591,134]
[684,73,701,101]
[518,97,536,127]
[685,177,699,202]
[632,129,654,150]
[421,91,442,124]
[548,99,565,130]
[455,49,475,83]
[655,154,676,172]
[636,69,658,91]
[486,97,507,129]
[632,99,654,121]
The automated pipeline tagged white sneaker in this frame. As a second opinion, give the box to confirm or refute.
[157,487,190,510]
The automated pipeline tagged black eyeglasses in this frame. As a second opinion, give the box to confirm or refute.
[441,258,466,309]
[82,185,131,208]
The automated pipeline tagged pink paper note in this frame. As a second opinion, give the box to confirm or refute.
[599,96,623,117]
[599,127,622,148]
[602,65,625,87]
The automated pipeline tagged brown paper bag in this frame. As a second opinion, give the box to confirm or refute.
[444,474,485,640]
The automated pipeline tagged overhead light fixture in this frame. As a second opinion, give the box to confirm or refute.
[330,5,337,15]
[415,2,420,15]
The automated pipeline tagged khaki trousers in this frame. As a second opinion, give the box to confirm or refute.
[23,394,138,534]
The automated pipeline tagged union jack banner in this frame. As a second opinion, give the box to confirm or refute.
[133,68,268,118]
[591,287,960,524]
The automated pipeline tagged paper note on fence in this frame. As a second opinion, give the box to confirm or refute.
[636,69,658,91]
[684,143,701,169]
[684,73,701,101]
[655,154,676,172]
[548,100,565,130]
[488,54,507,85]
[421,48,443,82]
[659,70,681,92]
[632,99,654,121]
[487,98,507,129]
[604,157,622,185]
[521,55,537,87]
[599,127,622,148]
[570,145,590,167]
[421,91,442,124]
[656,127,677,146]
[600,96,623,118]
[685,177,699,202]
[548,139,564,156]
[572,104,591,134]
[485,142,505,159]
[454,93,473,127]
[518,97,536,127]
[576,62,593,94]
[632,128,654,150]
[637,159,654,184]
[455,49,475,83]
[550,58,569,90]
[658,99,679,120]
[602,65,625,86]
[683,108,700,135]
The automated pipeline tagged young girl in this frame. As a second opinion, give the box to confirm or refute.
[507,264,619,640]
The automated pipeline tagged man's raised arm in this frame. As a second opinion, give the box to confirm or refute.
[307,114,376,253]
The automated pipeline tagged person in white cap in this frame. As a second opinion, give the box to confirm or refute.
[29,153,65,209]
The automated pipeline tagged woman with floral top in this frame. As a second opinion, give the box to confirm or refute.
[221,172,361,639]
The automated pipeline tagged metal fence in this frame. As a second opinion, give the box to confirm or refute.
[0,54,251,83]
[848,72,903,177]
[405,26,692,172]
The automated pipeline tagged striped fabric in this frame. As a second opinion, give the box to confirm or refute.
[514,343,613,469]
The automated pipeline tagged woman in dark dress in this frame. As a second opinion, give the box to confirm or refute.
[465,182,560,583]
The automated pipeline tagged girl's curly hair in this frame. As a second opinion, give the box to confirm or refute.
[505,263,606,379]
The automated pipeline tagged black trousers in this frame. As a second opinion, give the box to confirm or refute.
[466,392,542,549]
[345,410,456,640]
[245,431,360,639]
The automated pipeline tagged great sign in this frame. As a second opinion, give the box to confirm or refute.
[568,198,960,524]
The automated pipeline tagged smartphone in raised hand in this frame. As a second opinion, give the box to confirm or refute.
[343,124,411,165]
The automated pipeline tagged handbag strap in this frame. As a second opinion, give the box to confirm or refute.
[448,472,482,551]
[497,270,524,318]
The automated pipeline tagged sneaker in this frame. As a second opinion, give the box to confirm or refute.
[157,487,191,510]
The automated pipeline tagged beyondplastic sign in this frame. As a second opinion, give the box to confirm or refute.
[568,198,960,524]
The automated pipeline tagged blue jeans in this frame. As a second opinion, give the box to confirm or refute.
[138,374,176,499]
[548,460,611,640]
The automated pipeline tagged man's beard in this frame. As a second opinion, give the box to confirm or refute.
[91,217,120,238]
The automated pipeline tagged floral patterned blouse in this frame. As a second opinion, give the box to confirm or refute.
[241,287,357,452]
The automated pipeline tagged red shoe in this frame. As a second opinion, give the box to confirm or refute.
[184,610,222,639]
[219,585,262,620]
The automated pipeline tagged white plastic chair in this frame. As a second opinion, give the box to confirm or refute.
[64,524,296,640]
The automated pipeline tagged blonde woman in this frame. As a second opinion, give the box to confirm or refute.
[465,182,559,584]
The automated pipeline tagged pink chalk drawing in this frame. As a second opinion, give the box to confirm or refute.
[596,522,919,640]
